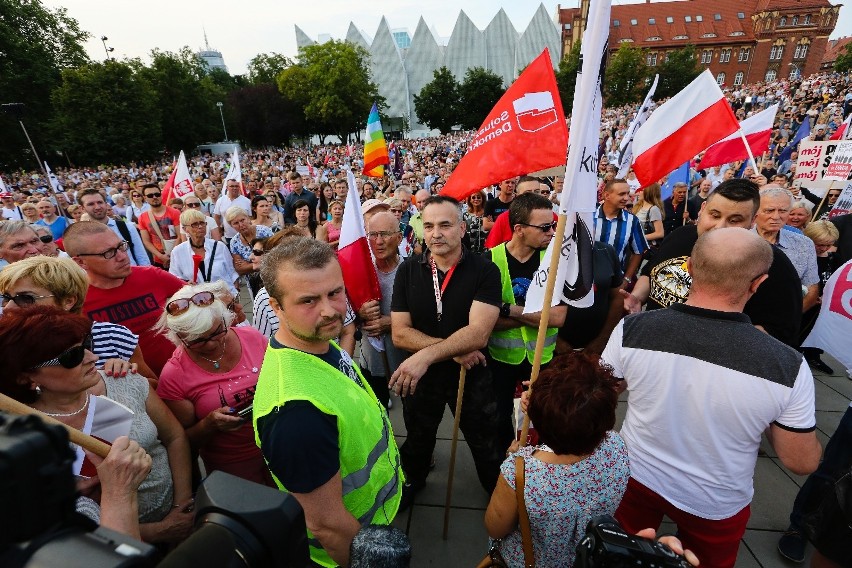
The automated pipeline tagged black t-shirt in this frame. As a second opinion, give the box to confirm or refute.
[559,242,623,348]
[391,249,502,379]
[482,247,541,307]
[831,214,852,268]
[641,224,803,346]
[484,196,512,221]
[257,338,366,493]
[662,198,700,235]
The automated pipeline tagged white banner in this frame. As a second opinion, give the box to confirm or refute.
[803,260,852,370]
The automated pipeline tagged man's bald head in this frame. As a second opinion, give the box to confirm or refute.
[689,227,772,301]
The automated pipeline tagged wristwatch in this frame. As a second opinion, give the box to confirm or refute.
[500,302,511,318]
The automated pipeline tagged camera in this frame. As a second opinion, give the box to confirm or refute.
[575,515,691,568]
[0,411,309,568]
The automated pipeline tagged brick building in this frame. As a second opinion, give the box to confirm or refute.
[558,0,842,87]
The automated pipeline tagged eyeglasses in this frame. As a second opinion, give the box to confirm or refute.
[251,248,265,256]
[1,292,55,307]
[131,193,141,198]
[181,319,227,347]
[38,234,54,244]
[145,192,161,199]
[166,291,216,316]
[185,202,202,208]
[183,221,207,230]
[31,334,94,370]
[390,208,402,213]
[367,231,401,240]
[519,221,557,232]
[77,241,129,260]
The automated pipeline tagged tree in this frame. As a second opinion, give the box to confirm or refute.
[555,42,581,115]
[139,47,224,153]
[605,45,649,107]
[51,60,161,164]
[414,67,460,134]
[278,40,381,142]
[247,52,294,85]
[0,1,89,168]
[457,67,506,130]
[836,43,852,73]
[657,45,703,99]
[228,83,304,146]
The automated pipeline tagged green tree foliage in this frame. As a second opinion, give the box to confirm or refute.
[457,67,506,130]
[835,43,852,73]
[139,47,226,153]
[605,45,649,106]
[555,42,581,115]
[51,60,161,164]
[656,45,703,99]
[278,40,381,142]
[247,52,294,85]
[0,0,89,167]
[228,84,305,146]
[414,67,461,134]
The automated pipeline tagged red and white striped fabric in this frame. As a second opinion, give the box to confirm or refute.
[699,104,778,169]
[161,151,194,205]
[337,169,381,313]
[830,114,852,141]
[631,70,740,187]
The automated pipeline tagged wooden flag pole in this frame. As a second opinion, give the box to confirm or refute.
[811,181,836,221]
[0,393,111,457]
[442,365,467,540]
[518,213,569,446]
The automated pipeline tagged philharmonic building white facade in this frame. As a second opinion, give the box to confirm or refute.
[295,4,562,135]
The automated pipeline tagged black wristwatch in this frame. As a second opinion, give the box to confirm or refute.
[500,302,511,318]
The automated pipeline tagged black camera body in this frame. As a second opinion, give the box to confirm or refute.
[575,515,691,568]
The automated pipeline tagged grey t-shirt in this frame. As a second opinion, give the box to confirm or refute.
[359,261,409,377]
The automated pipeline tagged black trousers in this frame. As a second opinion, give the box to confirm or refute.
[359,366,390,410]
[399,365,503,493]
[487,356,536,450]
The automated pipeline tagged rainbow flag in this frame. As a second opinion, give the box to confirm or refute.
[362,103,389,178]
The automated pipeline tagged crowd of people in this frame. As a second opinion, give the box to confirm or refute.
[0,69,850,568]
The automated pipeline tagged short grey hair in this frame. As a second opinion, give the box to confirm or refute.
[0,221,38,249]
[224,205,249,224]
[790,200,812,213]
[260,236,336,303]
[759,186,794,206]
[155,282,234,345]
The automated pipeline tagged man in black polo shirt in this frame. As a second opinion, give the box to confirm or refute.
[390,196,502,508]
[623,179,803,347]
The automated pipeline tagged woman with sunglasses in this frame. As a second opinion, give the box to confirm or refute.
[0,255,157,382]
[464,190,488,255]
[0,306,194,545]
[169,209,239,295]
[127,191,149,225]
[155,283,274,487]
[30,224,68,258]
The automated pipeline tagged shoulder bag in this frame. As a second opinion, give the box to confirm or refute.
[476,456,535,567]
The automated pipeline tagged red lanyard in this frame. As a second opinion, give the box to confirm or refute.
[430,256,458,321]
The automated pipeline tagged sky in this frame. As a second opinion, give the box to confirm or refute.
[44,0,851,76]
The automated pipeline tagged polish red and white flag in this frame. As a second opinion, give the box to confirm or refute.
[631,69,740,187]
[337,169,381,313]
[699,104,779,169]
[830,114,852,141]
[161,151,194,205]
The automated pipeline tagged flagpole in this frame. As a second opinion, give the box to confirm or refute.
[737,129,758,172]
[518,213,568,445]
[442,365,467,540]
[811,181,835,221]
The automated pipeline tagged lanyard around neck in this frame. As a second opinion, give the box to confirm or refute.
[430,256,459,321]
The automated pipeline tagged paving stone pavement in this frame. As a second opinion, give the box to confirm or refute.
[385,354,849,568]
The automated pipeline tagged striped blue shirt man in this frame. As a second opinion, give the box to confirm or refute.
[593,180,648,281]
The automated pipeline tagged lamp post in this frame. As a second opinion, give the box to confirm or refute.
[216,102,228,141]
[100,36,114,61]
[1,103,49,178]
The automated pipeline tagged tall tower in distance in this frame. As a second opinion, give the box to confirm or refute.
[198,29,228,73]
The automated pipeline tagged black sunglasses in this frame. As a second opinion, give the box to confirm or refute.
[182,319,227,347]
[251,248,265,256]
[185,202,202,208]
[519,221,557,232]
[145,192,161,198]
[38,234,53,244]
[1,292,55,307]
[31,334,94,369]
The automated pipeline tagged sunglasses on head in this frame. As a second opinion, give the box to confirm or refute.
[166,291,216,316]
[31,334,94,370]
[1,292,55,307]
